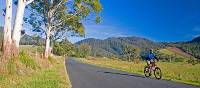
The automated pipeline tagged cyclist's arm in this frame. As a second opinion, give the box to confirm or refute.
[154,55,159,62]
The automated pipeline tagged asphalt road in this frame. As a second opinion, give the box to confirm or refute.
[65,58,198,88]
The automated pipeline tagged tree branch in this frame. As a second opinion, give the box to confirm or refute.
[25,0,34,5]
[53,0,64,11]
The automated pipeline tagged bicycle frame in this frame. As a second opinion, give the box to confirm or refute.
[149,62,156,72]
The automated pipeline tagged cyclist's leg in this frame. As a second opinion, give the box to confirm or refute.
[150,59,155,69]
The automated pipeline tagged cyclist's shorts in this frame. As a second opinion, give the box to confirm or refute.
[147,59,154,62]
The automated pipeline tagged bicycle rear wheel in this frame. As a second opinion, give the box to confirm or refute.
[144,66,151,77]
[154,67,162,80]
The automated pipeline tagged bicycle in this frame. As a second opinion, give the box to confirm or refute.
[144,61,162,79]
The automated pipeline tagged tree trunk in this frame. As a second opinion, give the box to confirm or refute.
[44,9,54,58]
[2,0,12,60]
[0,0,12,73]
[44,29,51,58]
[12,0,26,58]
[128,53,131,62]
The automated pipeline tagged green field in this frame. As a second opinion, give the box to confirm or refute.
[75,57,200,86]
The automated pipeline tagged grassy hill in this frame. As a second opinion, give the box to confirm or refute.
[157,47,195,62]
[165,36,200,59]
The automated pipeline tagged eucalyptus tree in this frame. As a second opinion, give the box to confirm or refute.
[12,0,35,58]
[26,0,102,58]
[2,0,12,63]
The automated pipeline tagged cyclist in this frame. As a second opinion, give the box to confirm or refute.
[146,49,158,67]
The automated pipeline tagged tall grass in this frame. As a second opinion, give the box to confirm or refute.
[19,51,38,70]
[0,57,71,88]
[7,59,16,74]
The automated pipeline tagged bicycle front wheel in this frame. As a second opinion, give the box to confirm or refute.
[154,67,162,80]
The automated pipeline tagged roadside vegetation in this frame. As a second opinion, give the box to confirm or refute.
[0,46,71,88]
[75,57,200,86]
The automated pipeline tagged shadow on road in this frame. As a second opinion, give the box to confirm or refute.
[97,70,146,78]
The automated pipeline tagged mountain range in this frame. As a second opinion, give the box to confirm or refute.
[76,36,200,59]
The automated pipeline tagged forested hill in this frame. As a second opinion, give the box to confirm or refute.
[76,36,166,58]
[76,37,165,49]
[76,36,200,59]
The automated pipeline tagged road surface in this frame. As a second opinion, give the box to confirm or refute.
[65,58,198,88]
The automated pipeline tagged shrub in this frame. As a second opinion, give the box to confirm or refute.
[187,58,198,65]
[48,56,56,64]
[53,40,75,56]
[19,51,38,70]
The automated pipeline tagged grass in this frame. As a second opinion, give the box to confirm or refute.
[0,56,71,88]
[75,57,200,87]
[19,51,38,70]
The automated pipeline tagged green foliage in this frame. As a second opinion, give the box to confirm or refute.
[75,44,91,58]
[26,0,103,41]
[53,40,75,56]
[123,44,140,61]
[7,59,16,74]
[19,51,38,70]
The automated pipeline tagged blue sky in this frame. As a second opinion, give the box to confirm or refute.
[0,0,200,43]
